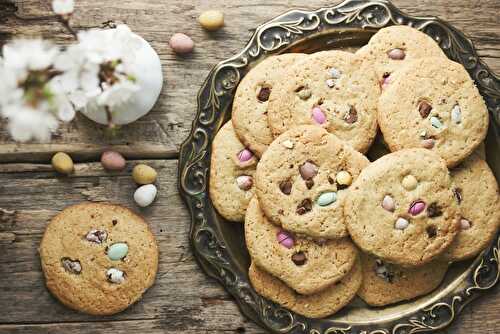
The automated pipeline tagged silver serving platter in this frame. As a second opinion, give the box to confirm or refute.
[179,1,500,333]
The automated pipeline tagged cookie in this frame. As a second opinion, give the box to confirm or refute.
[255,125,370,239]
[245,197,358,295]
[267,51,379,153]
[357,253,448,306]
[209,122,257,222]
[249,259,362,318]
[232,53,306,157]
[442,154,500,261]
[356,25,446,88]
[345,149,460,267]
[378,57,489,167]
[39,202,159,315]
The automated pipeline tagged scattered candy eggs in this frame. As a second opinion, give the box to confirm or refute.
[237,149,253,163]
[101,151,126,171]
[282,140,294,149]
[299,161,318,180]
[169,33,195,54]
[236,175,253,191]
[132,164,157,185]
[311,106,327,124]
[199,10,224,31]
[382,195,395,212]
[276,230,294,249]
[421,138,435,149]
[107,243,129,261]
[430,116,443,129]
[106,268,125,284]
[402,175,418,190]
[460,218,471,230]
[395,217,409,230]
[134,184,158,207]
[317,192,337,206]
[51,152,74,175]
[336,171,352,186]
[451,105,462,124]
[387,48,405,60]
[409,200,426,216]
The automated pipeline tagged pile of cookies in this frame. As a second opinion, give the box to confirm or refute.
[209,25,499,318]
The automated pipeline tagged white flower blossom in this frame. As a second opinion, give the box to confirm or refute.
[97,80,139,108]
[52,0,74,15]
[55,25,143,124]
[0,39,75,142]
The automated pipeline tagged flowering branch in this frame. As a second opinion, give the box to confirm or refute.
[52,0,77,38]
[0,0,162,142]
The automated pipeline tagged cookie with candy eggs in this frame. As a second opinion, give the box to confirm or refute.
[249,259,362,318]
[39,202,159,315]
[356,25,446,90]
[232,53,307,157]
[441,154,500,261]
[209,121,257,222]
[378,57,489,167]
[245,197,358,295]
[357,253,449,306]
[255,125,370,239]
[345,148,461,267]
[267,50,380,153]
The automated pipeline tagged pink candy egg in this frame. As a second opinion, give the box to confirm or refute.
[311,107,326,124]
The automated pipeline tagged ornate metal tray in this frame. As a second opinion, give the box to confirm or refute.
[178,0,500,333]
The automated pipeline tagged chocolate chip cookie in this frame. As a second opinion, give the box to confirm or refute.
[442,154,500,261]
[255,125,370,239]
[39,202,159,315]
[267,51,380,153]
[357,253,449,306]
[232,53,306,157]
[249,259,362,318]
[356,25,446,90]
[210,121,257,222]
[345,149,460,267]
[378,57,489,167]
[245,197,358,295]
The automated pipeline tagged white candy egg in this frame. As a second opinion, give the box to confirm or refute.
[134,184,158,207]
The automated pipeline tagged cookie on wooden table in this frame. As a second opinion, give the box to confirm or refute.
[232,53,307,157]
[39,202,159,315]
[442,154,500,261]
[345,149,460,267]
[249,259,362,318]
[267,51,380,153]
[255,125,370,239]
[209,121,257,222]
[378,57,489,167]
[357,253,449,307]
[356,25,446,88]
[245,197,358,295]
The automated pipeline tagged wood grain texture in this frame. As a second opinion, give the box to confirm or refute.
[0,0,499,161]
[0,0,499,333]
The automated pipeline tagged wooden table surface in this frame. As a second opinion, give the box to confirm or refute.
[0,0,498,333]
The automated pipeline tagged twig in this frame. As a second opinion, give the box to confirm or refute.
[58,15,78,39]
[105,105,115,129]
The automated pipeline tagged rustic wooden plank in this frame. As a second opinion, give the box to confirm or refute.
[0,160,263,332]
[0,321,262,334]
[0,160,498,333]
[0,0,499,333]
[0,0,499,162]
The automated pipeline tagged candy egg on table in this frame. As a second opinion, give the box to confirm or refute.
[134,184,158,207]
